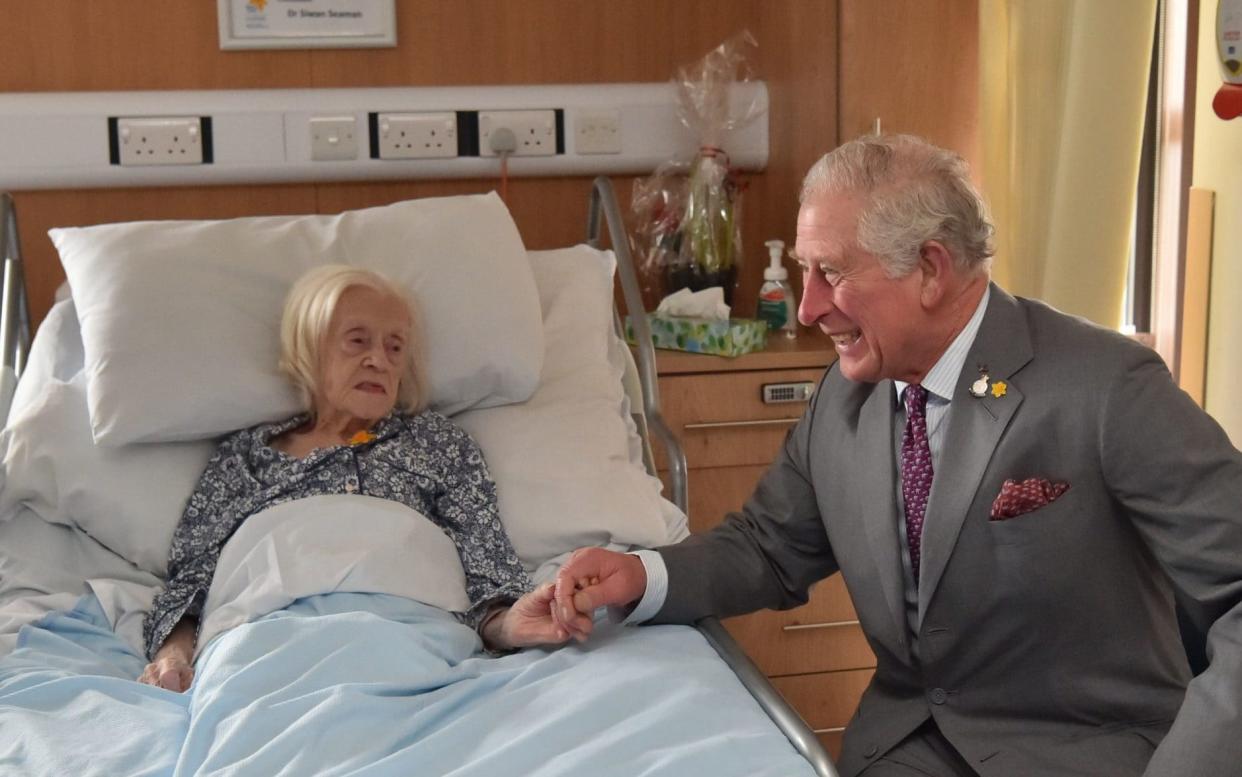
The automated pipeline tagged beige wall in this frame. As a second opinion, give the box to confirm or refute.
[1195,0,1242,445]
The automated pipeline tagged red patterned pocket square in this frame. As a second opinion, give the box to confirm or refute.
[990,478,1069,520]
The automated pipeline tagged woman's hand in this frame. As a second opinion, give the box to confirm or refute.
[138,616,197,692]
[482,583,573,651]
[139,653,194,692]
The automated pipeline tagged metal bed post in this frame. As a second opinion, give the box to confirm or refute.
[587,176,839,777]
[0,192,33,425]
[586,178,687,513]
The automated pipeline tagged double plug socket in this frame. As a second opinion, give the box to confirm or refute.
[478,110,557,157]
[111,117,209,166]
[375,112,457,159]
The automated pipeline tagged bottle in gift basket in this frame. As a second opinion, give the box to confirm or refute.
[757,239,797,339]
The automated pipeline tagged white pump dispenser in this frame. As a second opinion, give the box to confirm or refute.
[763,239,788,282]
[757,239,797,338]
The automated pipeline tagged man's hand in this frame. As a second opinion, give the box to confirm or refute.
[553,547,648,642]
[482,583,573,651]
[139,654,194,693]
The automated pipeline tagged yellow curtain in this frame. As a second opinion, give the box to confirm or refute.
[980,0,1157,328]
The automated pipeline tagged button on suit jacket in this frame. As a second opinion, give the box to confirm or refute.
[652,284,1242,777]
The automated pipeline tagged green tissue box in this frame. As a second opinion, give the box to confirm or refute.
[626,314,768,357]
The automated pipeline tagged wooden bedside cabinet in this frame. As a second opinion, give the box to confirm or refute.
[645,334,877,759]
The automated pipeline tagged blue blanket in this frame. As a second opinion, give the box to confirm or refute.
[0,592,818,776]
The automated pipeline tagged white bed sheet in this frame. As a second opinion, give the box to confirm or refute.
[0,505,158,655]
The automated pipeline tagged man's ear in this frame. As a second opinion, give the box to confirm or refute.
[917,240,955,308]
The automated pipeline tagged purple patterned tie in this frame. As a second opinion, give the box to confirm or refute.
[901,385,933,584]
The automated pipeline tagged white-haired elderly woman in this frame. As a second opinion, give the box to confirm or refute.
[139,265,568,692]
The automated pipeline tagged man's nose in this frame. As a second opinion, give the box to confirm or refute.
[798,272,833,327]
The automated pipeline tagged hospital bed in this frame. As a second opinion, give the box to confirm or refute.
[0,183,839,777]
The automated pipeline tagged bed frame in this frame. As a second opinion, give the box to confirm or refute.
[0,186,838,776]
[0,193,32,423]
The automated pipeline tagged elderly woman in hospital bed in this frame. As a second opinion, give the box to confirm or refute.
[139,265,570,691]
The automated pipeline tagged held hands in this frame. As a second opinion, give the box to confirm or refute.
[552,547,647,643]
[483,582,575,651]
[487,549,647,650]
[139,653,195,693]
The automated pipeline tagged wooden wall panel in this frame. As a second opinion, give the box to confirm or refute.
[838,0,980,167]
[2,1,312,91]
[0,0,841,328]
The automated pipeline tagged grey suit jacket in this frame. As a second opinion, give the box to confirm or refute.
[654,285,1242,777]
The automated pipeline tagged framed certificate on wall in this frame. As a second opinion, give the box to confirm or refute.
[218,0,396,50]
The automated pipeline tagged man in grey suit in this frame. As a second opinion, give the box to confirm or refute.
[554,134,1242,776]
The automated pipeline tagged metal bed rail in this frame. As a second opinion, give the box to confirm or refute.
[587,178,687,512]
[587,176,839,777]
[0,192,33,425]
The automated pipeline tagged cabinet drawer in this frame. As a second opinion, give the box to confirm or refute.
[770,667,874,733]
[675,464,768,534]
[723,574,875,676]
[655,368,825,469]
[672,467,878,677]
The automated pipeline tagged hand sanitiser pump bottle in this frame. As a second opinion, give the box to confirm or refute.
[757,239,797,339]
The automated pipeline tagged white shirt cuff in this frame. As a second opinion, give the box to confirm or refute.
[609,549,668,625]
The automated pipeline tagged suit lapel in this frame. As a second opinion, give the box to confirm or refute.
[857,379,911,656]
[917,285,1033,622]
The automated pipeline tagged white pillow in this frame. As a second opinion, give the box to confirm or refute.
[0,504,160,603]
[0,506,160,659]
[0,372,216,575]
[456,246,675,577]
[48,192,543,445]
[7,298,84,424]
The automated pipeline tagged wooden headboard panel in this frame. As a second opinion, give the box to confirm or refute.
[1,1,978,330]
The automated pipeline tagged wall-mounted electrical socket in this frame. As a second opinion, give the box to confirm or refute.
[375,112,457,159]
[309,115,359,161]
[574,110,622,155]
[3,83,767,189]
[112,117,208,166]
[478,110,557,157]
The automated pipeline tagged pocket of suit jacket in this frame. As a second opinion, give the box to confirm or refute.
[990,477,1071,521]
[986,482,1074,546]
